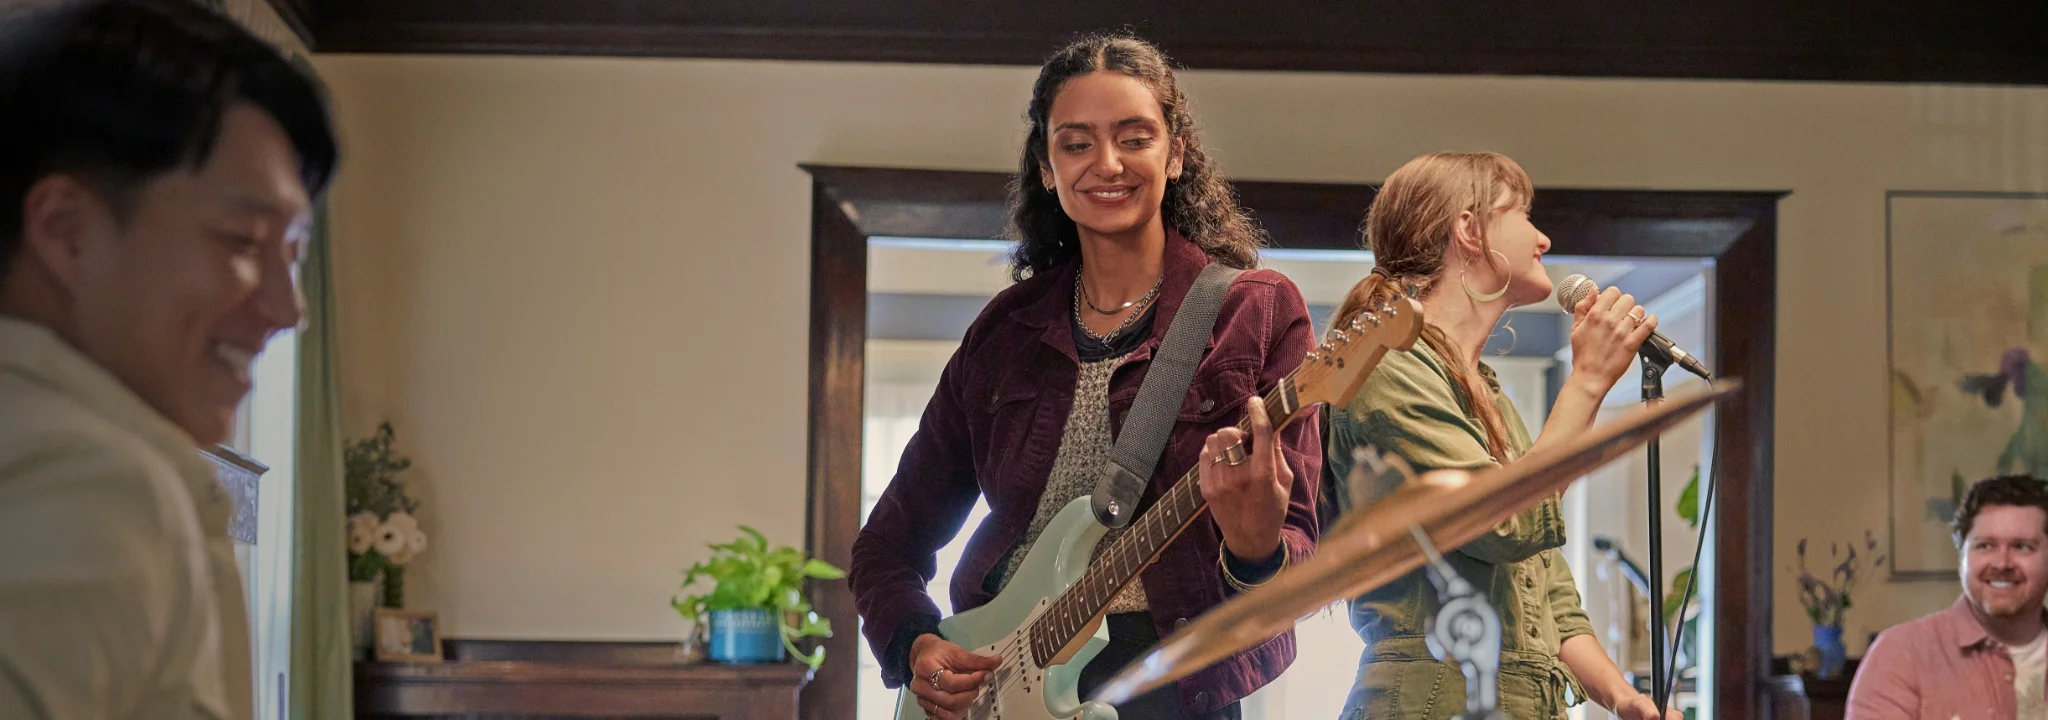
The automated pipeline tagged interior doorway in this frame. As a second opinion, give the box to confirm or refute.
[804,166,1779,720]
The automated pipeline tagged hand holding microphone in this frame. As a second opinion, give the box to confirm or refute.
[1556,274,1712,383]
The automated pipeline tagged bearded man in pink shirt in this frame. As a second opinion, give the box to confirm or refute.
[1849,475,2048,719]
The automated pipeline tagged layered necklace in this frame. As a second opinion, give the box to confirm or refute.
[1073,274,1163,343]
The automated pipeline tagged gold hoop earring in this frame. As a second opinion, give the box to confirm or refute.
[1461,249,1511,303]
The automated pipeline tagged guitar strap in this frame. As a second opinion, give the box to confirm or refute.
[1091,261,1242,528]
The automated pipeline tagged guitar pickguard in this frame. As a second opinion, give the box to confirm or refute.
[894,497,1119,720]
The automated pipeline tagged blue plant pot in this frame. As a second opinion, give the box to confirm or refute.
[1813,624,1847,679]
[709,608,785,664]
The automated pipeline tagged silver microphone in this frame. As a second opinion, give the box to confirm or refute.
[1556,274,1712,380]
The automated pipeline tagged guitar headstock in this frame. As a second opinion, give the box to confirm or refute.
[1294,296,1424,411]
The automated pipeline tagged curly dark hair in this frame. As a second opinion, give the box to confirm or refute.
[1953,475,2048,547]
[1007,33,1263,280]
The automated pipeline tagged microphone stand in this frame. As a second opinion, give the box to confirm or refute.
[1639,348,1673,710]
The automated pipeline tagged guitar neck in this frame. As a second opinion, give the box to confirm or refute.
[1025,375,1307,666]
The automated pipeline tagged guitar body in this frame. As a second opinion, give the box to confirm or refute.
[894,497,1120,720]
[886,298,1425,720]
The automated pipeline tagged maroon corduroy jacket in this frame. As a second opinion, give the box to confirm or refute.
[849,231,1323,715]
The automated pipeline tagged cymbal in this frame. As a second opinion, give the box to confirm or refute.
[1088,379,1741,706]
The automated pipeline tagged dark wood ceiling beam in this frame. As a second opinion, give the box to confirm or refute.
[306,0,2048,86]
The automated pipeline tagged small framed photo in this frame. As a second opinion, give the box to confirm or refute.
[373,608,443,662]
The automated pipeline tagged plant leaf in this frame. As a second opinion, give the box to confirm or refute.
[803,559,847,580]
[671,596,704,624]
[708,580,750,611]
[1664,567,1695,620]
[798,645,826,670]
[769,546,803,566]
[707,540,751,557]
[739,525,769,554]
[1677,466,1700,529]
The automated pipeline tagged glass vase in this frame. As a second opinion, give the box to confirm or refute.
[349,579,381,660]
[1813,624,1847,679]
[381,565,404,609]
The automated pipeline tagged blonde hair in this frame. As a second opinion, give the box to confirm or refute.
[1334,152,1535,460]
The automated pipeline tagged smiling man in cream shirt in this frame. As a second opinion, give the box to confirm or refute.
[0,1,337,718]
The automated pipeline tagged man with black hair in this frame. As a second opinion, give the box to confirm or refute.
[0,1,337,717]
[1848,475,2048,719]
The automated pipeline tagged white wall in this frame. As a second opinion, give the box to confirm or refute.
[314,53,2048,655]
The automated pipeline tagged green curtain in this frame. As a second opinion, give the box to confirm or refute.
[290,206,353,719]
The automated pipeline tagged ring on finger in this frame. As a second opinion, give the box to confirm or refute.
[1222,442,1248,467]
[929,668,944,688]
[1627,307,1646,325]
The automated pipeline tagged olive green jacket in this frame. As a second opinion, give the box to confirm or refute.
[1327,344,1592,720]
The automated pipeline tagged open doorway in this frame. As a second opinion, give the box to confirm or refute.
[804,166,1777,720]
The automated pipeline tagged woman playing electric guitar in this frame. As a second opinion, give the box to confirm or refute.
[849,34,1321,720]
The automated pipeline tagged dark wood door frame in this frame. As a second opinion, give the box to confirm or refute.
[803,164,1781,720]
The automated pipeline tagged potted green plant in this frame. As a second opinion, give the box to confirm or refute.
[343,422,428,658]
[672,526,846,669]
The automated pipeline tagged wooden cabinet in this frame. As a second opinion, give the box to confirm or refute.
[1767,657,1857,720]
[355,639,812,720]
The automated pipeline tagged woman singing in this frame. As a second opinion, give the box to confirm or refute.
[1324,152,1679,720]
[849,34,1321,720]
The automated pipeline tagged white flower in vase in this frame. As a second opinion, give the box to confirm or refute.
[405,528,428,556]
[349,512,381,537]
[386,545,414,566]
[348,525,374,555]
[374,521,409,557]
[384,511,419,535]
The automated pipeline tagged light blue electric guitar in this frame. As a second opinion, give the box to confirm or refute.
[895,298,1423,720]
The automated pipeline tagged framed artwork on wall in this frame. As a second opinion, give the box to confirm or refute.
[1887,190,2048,578]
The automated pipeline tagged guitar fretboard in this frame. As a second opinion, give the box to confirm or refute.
[1023,377,1302,666]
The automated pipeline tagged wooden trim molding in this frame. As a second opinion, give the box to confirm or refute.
[1710,213,1780,719]
[802,179,869,720]
[305,0,2048,86]
[803,164,1781,719]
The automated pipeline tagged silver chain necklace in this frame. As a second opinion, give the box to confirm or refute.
[1073,275,1162,344]
[1084,281,1153,315]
